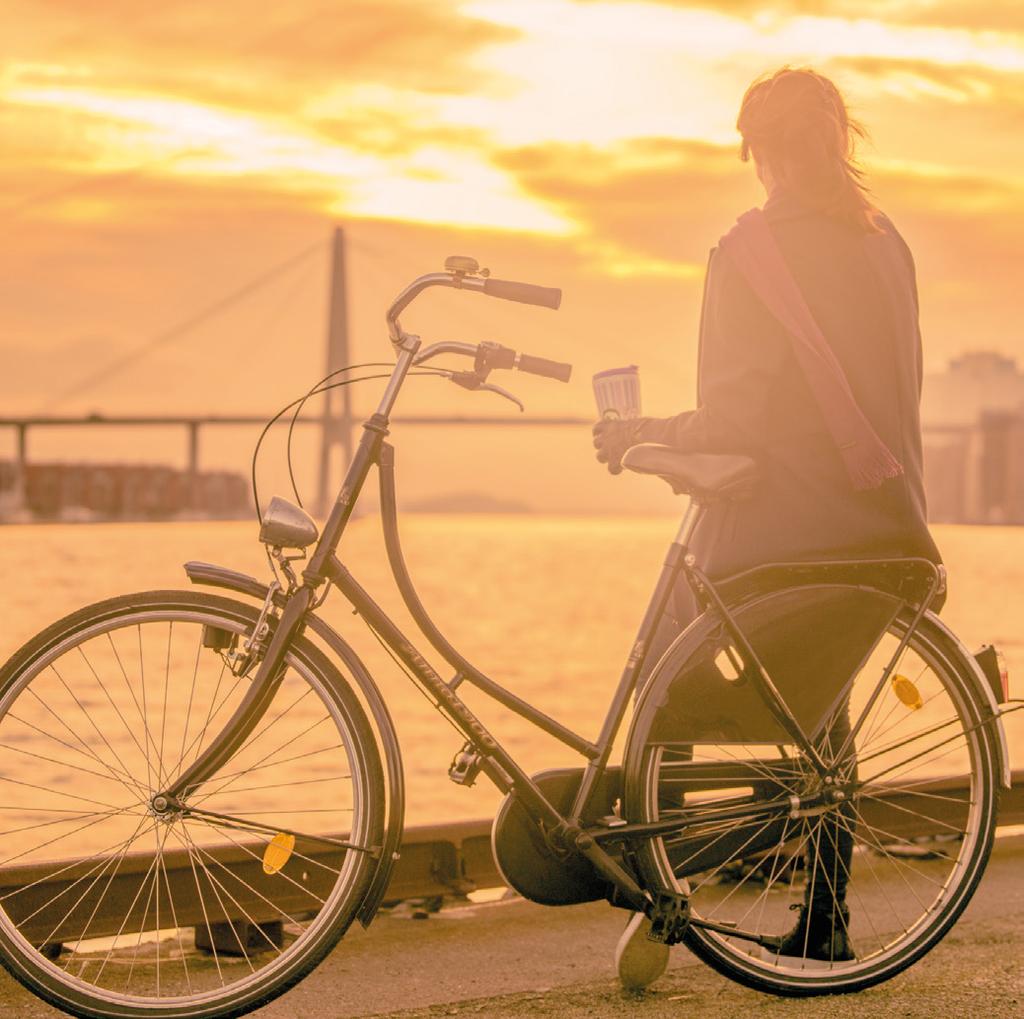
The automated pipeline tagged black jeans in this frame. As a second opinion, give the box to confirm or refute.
[638,582,854,912]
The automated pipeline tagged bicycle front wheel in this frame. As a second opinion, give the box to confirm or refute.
[0,590,384,1019]
[624,586,1001,996]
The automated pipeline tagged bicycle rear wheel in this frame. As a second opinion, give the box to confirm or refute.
[0,590,384,1019]
[623,585,1001,996]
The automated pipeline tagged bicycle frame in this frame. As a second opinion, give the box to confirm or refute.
[159,334,699,908]
[158,284,949,915]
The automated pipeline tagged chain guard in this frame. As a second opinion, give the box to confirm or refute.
[491,767,622,906]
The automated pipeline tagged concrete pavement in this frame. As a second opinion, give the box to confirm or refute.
[2,835,1021,1019]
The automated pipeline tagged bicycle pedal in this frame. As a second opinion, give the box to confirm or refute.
[448,744,484,787]
[646,891,690,946]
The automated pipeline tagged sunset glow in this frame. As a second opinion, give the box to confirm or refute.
[2,0,1023,424]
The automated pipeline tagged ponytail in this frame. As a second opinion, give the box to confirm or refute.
[737,68,881,233]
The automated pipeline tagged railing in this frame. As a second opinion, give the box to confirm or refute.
[2,770,1020,953]
[0,413,593,519]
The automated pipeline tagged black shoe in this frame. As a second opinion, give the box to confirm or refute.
[764,903,856,964]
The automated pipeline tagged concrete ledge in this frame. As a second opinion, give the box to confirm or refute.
[2,769,1021,949]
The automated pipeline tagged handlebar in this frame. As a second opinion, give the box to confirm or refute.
[482,278,562,310]
[516,351,572,382]
[414,341,572,384]
[386,263,561,344]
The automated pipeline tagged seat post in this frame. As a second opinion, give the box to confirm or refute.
[674,498,705,551]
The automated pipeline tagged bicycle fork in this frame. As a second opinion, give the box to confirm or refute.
[157,584,314,809]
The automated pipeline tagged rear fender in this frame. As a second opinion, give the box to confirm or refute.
[184,561,405,926]
[924,613,1012,789]
[623,584,1012,823]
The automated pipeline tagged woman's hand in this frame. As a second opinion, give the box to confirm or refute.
[592,418,645,475]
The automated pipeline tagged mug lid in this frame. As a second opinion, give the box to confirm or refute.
[592,364,639,381]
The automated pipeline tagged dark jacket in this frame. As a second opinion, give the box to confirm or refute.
[638,189,941,584]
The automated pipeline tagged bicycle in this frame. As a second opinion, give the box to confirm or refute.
[0,256,1017,1019]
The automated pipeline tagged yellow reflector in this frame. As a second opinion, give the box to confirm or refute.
[891,674,923,710]
[262,833,296,875]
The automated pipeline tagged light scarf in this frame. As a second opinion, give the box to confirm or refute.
[719,208,904,491]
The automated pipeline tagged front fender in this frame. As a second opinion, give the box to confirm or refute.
[184,561,405,927]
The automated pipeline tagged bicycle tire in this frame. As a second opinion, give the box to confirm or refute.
[0,589,385,1019]
[623,584,1001,996]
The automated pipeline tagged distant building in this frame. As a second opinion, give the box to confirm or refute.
[922,352,1024,524]
[922,351,1024,428]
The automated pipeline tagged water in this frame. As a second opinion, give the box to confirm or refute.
[0,515,1021,833]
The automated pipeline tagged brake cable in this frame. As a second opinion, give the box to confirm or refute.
[250,366,447,522]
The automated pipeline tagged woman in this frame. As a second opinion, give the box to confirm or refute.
[594,67,943,984]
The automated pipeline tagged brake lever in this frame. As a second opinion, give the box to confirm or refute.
[477,381,524,412]
[441,370,524,411]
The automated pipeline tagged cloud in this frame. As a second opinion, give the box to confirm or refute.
[6,1,517,101]
[3,0,1024,382]
[496,138,758,273]
[613,2,1024,34]
[1,76,576,236]
[876,1,1024,34]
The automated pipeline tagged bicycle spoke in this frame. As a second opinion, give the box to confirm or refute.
[202,742,345,786]
[38,814,154,957]
[17,815,154,931]
[189,715,334,808]
[855,713,969,769]
[157,622,173,802]
[156,833,192,995]
[173,637,205,797]
[198,773,351,798]
[740,820,798,938]
[700,816,793,920]
[858,681,946,761]
[204,820,329,908]
[181,804,362,852]
[173,826,258,973]
[856,789,967,836]
[49,659,148,802]
[92,844,164,984]
[863,778,973,804]
[180,823,225,987]
[0,597,384,1013]
[856,657,931,753]
[65,815,157,972]
[177,824,300,948]
[170,665,245,785]
[859,734,970,789]
[106,630,162,792]
[5,709,144,795]
[0,740,141,792]
[689,814,793,895]
[76,643,157,794]
[123,830,164,992]
[0,802,142,870]
[839,805,940,903]
[23,686,141,797]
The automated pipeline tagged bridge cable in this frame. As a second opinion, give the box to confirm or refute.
[40,239,325,413]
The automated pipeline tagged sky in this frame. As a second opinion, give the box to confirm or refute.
[2,0,1023,510]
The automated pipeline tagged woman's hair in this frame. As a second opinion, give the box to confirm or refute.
[737,67,881,232]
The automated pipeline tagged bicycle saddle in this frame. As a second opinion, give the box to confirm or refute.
[621,444,759,500]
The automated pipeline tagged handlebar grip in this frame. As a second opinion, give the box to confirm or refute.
[482,277,562,310]
[517,352,573,383]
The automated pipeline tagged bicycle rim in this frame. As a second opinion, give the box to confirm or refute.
[0,592,382,1019]
[629,600,998,995]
